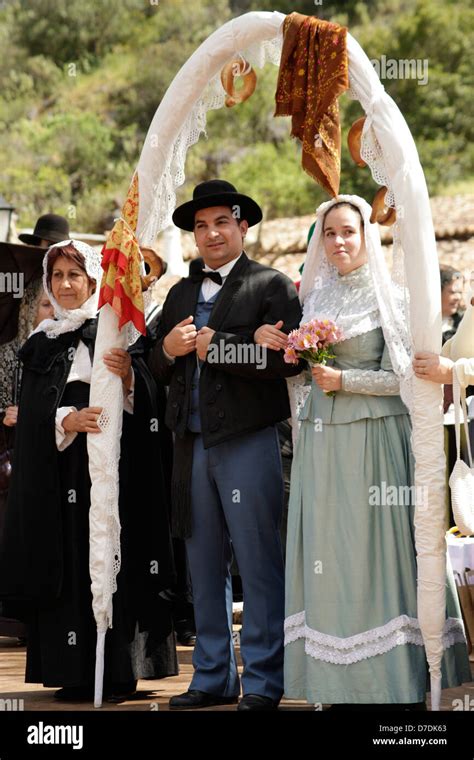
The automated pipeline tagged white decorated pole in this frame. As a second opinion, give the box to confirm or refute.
[346,33,447,708]
[88,304,128,707]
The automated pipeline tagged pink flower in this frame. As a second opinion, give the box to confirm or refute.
[285,317,344,365]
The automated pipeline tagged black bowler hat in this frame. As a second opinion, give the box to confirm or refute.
[19,213,70,246]
[172,180,262,232]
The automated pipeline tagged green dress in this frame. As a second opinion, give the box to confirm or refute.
[284,291,471,704]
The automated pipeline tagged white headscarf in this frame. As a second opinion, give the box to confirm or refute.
[298,194,414,411]
[33,239,102,338]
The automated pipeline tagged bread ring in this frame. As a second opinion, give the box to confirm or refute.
[370,187,397,226]
[140,247,165,290]
[347,117,367,167]
[220,57,257,108]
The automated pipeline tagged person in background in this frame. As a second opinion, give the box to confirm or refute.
[0,283,54,638]
[414,272,474,453]
[0,284,54,525]
[2,287,54,429]
[440,265,464,345]
[146,308,196,648]
[18,213,70,249]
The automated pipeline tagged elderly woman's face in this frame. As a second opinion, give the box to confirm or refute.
[441,277,463,317]
[50,256,94,310]
[323,207,367,275]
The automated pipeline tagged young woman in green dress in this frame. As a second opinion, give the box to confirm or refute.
[256,195,471,708]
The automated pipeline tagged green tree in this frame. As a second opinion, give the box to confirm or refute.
[10,0,154,67]
[1,0,472,230]
[350,0,474,193]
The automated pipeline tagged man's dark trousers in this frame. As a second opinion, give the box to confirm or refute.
[187,426,285,700]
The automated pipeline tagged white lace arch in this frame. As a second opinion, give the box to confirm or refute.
[90,11,448,709]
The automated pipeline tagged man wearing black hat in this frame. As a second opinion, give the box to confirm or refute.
[19,213,70,248]
[149,180,303,711]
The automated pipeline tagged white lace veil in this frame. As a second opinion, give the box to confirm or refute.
[289,194,414,430]
[32,239,102,338]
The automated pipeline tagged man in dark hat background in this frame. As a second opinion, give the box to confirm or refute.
[149,180,303,711]
[18,213,69,248]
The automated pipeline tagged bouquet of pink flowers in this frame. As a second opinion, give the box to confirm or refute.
[284,318,344,368]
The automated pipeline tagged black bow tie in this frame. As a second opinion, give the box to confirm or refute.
[191,268,222,285]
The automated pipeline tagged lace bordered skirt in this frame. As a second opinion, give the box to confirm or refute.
[284,413,471,704]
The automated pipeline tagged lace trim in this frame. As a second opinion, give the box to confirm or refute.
[360,122,395,210]
[284,612,466,665]
[140,34,283,243]
[342,367,400,395]
[301,269,382,342]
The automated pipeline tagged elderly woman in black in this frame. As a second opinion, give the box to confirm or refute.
[0,240,176,701]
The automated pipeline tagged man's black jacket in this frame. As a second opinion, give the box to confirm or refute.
[148,252,303,449]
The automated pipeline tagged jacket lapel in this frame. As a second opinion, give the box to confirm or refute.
[207,252,249,331]
[181,263,202,321]
[178,270,202,385]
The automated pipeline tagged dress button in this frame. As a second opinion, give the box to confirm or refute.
[172,402,178,408]
[215,384,222,391]
[218,410,225,419]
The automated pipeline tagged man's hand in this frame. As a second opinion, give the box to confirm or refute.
[196,326,216,361]
[103,348,133,389]
[3,405,18,427]
[62,407,103,434]
[163,316,197,358]
[254,320,288,351]
[311,365,342,392]
[413,351,453,384]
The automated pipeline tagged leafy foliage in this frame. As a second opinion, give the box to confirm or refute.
[0,0,472,231]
